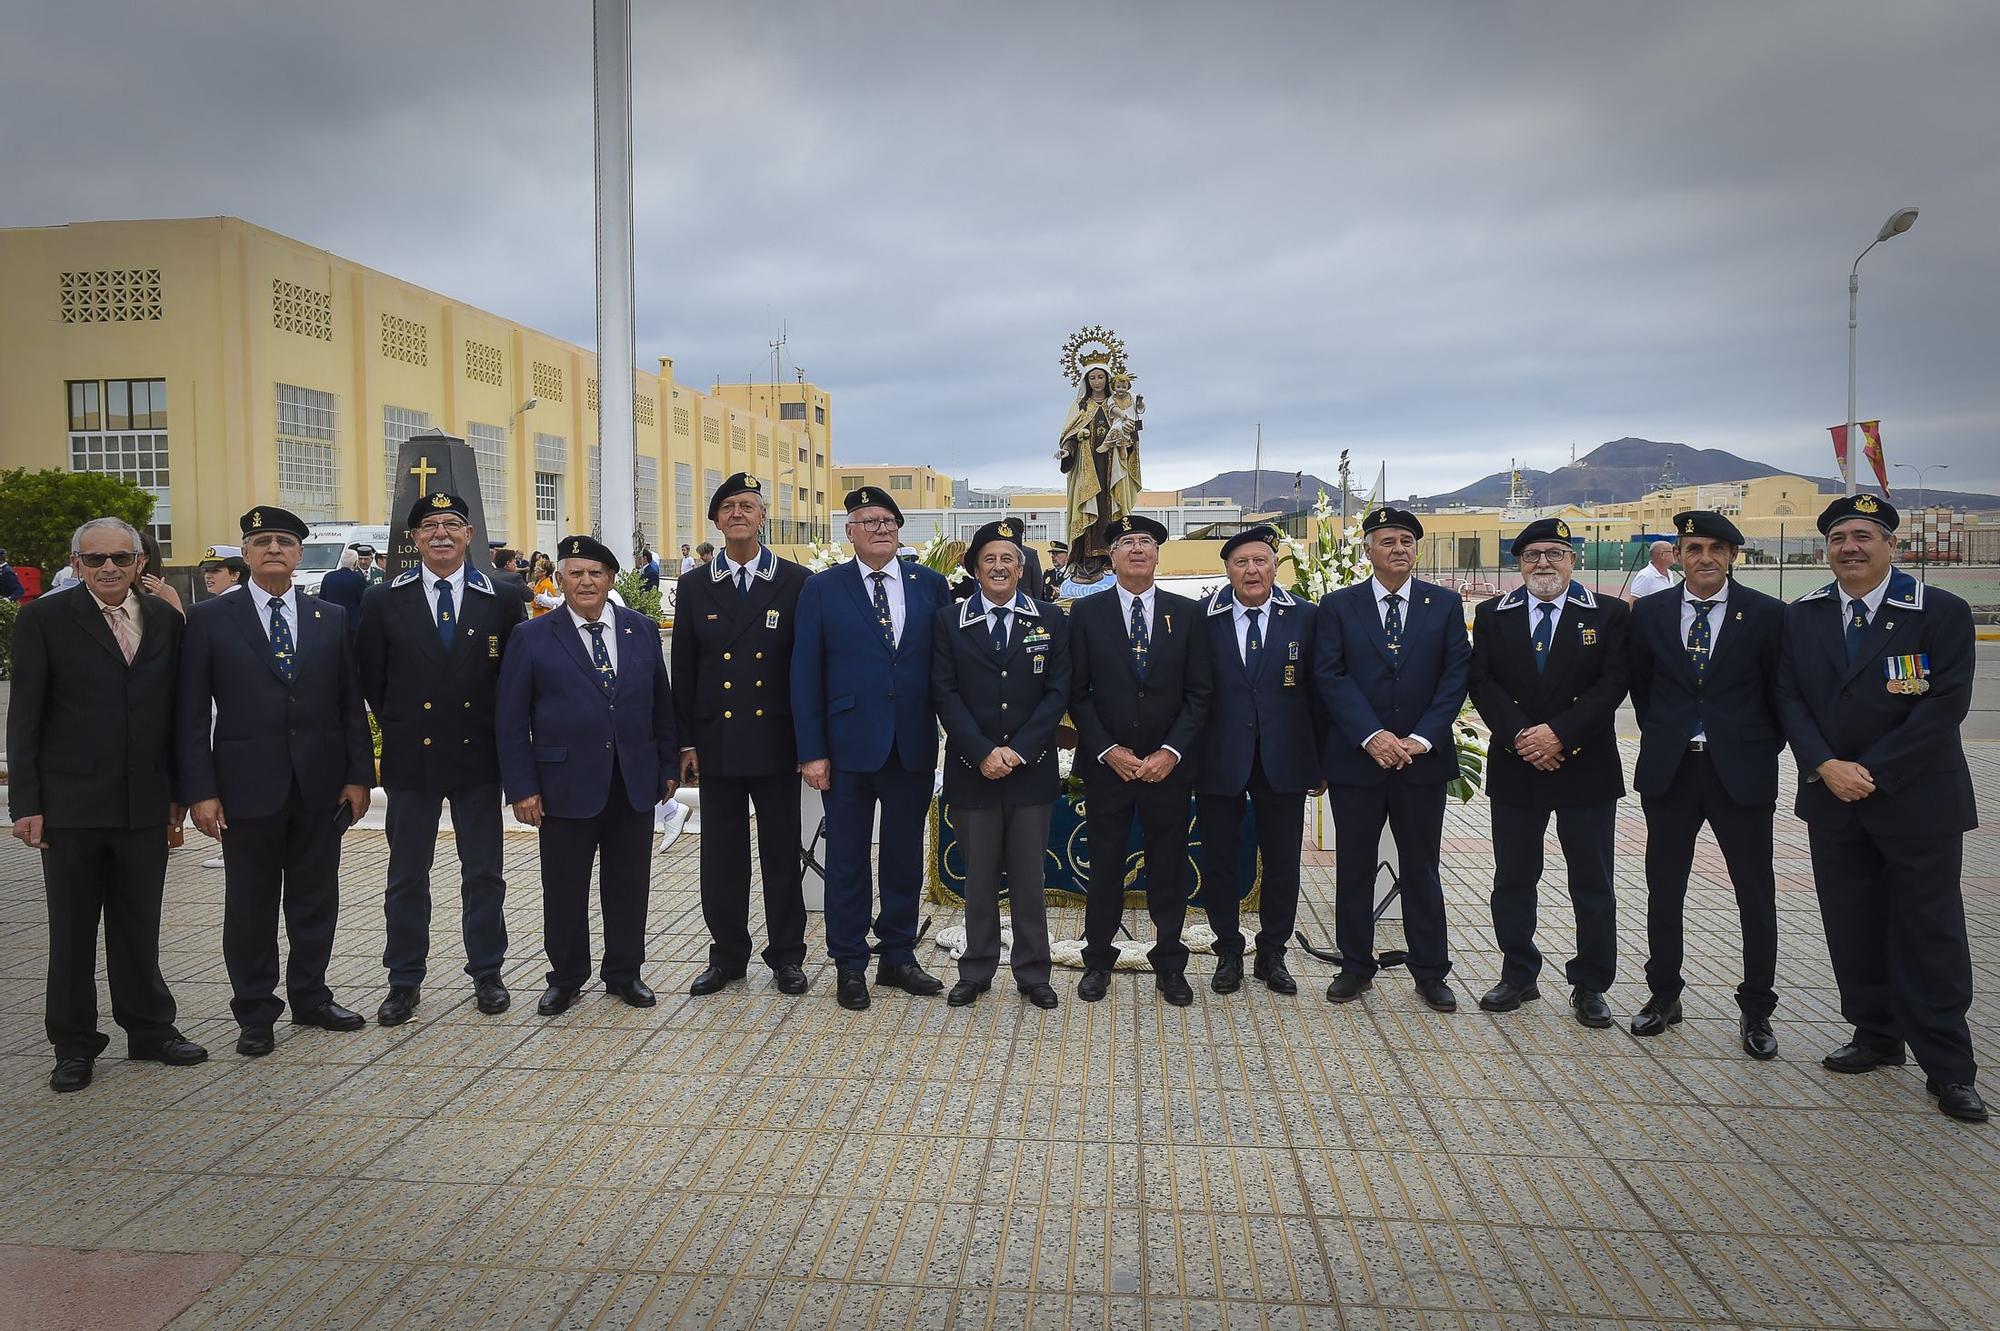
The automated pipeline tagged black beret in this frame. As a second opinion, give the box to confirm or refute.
[963,519,1027,572]
[1671,510,1744,546]
[406,490,470,529]
[1817,493,1899,535]
[239,505,310,541]
[556,534,620,573]
[1509,517,1579,558]
[1219,526,1281,561]
[844,486,904,524]
[1359,506,1424,540]
[1104,512,1169,544]
[708,471,766,522]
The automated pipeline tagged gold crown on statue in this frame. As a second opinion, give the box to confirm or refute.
[1060,324,1130,388]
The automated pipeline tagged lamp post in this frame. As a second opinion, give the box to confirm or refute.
[1845,207,1919,496]
[1894,461,1947,580]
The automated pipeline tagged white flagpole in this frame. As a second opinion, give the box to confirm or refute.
[593,0,637,562]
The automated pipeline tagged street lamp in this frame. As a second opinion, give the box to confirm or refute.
[1894,461,1947,578]
[1845,206,1919,496]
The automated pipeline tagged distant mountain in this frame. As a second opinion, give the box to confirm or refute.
[1414,438,2000,511]
[1181,469,1347,514]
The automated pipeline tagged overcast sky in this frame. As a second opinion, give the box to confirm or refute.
[6,1,1997,498]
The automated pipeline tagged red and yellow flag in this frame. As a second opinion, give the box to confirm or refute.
[1827,421,1893,497]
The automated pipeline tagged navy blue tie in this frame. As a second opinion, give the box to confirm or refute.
[1845,598,1868,662]
[267,596,295,682]
[1129,594,1150,675]
[586,621,615,683]
[736,565,750,598]
[870,571,896,650]
[1532,602,1555,673]
[991,606,1010,652]
[1243,606,1263,676]
[1383,592,1403,655]
[435,579,455,651]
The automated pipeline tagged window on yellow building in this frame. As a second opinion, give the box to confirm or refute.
[383,405,434,511]
[889,475,912,491]
[69,378,172,554]
[276,383,339,523]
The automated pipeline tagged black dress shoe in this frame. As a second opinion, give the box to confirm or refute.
[1740,1015,1778,1061]
[1156,971,1195,1006]
[606,978,657,1008]
[129,1035,209,1066]
[1021,983,1059,1010]
[1629,997,1682,1037]
[1076,969,1111,1002]
[1415,978,1458,1013]
[772,964,809,995]
[537,985,580,1017]
[1822,1041,1905,1074]
[50,1057,93,1093]
[836,967,871,1011]
[1253,955,1298,995]
[1571,989,1613,1029]
[689,965,744,996]
[876,961,945,996]
[377,986,421,1027]
[294,1000,366,1032]
[1926,1079,1990,1124]
[236,1026,275,1057]
[1326,972,1373,1004]
[475,977,511,1015]
[1210,955,1243,994]
[1478,980,1540,1012]
[947,980,987,1007]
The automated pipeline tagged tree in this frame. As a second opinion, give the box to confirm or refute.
[0,468,155,578]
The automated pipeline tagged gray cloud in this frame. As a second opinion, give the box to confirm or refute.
[5,1,1997,496]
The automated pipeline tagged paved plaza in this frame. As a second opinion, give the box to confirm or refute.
[2,726,1998,1328]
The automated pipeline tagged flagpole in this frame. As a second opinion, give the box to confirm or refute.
[593,0,637,561]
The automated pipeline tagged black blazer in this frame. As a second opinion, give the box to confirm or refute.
[1196,586,1324,795]
[1068,585,1213,787]
[669,550,809,778]
[355,565,524,795]
[6,588,181,829]
[1469,582,1631,808]
[1775,568,1979,835]
[1628,578,1783,806]
[932,592,1071,807]
[176,587,373,820]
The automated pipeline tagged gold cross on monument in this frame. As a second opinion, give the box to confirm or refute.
[409,455,438,489]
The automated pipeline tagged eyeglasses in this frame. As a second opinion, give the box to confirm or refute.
[414,519,469,535]
[849,517,899,532]
[77,551,139,568]
[1519,549,1573,565]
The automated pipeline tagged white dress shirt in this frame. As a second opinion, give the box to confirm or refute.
[1680,581,1729,743]
[1629,564,1680,599]
[854,556,906,645]
[1525,589,1566,641]
[425,563,467,625]
[89,589,143,654]
[715,546,769,591]
[1848,569,1894,621]
[981,593,1017,640]
[568,604,619,674]
[1231,594,1272,665]
[255,585,301,645]
[1360,578,1432,753]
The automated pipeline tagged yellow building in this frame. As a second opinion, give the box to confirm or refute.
[832,463,953,510]
[0,217,835,563]
[1596,474,1826,536]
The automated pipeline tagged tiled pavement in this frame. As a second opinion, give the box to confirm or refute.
[1,741,1996,1330]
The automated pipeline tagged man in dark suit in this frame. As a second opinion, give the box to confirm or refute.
[1042,541,1070,600]
[318,545,370,635]
[932,519,1069,1010]
[356,491,524,1026]
[178,506,374,1057]
[1468,517,1631,1028]
[1069,513,1214,1005]
[792,488,951,1011]
[497,534,677,1017]
[1626,510,1784,1058]
[1196,527,1321,997]
[488,543,536,615]
[9,517,208,1092]
[674,472,811,997]
[1313,507,1470,1012]
[1776,495,1985,1123]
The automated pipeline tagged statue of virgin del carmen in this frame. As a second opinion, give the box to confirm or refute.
[1055,326,1144,561]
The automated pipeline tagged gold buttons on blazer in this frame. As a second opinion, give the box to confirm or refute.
[755,651,764,660]
[724,710,733,719]
[422,738,432,746]
[723,652,732,661]
[755,709,765,717]
[723,681,732,689]
[422,702,432,710]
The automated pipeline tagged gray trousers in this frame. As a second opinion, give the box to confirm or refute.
[956,802,1053,988]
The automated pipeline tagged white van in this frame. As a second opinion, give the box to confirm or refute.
[295,523,390,593]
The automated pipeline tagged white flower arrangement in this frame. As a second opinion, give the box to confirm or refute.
[804,539,847,572]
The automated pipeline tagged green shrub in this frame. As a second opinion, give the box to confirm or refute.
[616,571,664,621]
[0,598,18,679]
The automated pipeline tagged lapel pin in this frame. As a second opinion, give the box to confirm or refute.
[1884,621,1894,631]
[1735,611,1743,620]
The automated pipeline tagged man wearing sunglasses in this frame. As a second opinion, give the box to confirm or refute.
[9,518,208,1092]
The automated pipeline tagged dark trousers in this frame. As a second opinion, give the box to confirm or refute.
[221,778,343,1027]
[1327,776,1453,981]
[823,762,930,971]
[1081,778,1193,974]
[1809,823,1976,1085]
[382,782,508,987]
[1640,751,1777,1017]
[954,801,1054,988]
[42,826,177,1058]
[699,771,807,972]
[1490,799,1618,992]
[538,770,655,989]
[1198,758,1306,962]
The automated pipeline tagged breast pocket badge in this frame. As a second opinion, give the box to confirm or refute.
[1886,653,1931,696]
[1033,654,1046,675]
[1579,626,1598,646]
[1282,663,1297,688]
[1287,640,1300,662]
[766,610,781,629]
[487,635,500,659]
